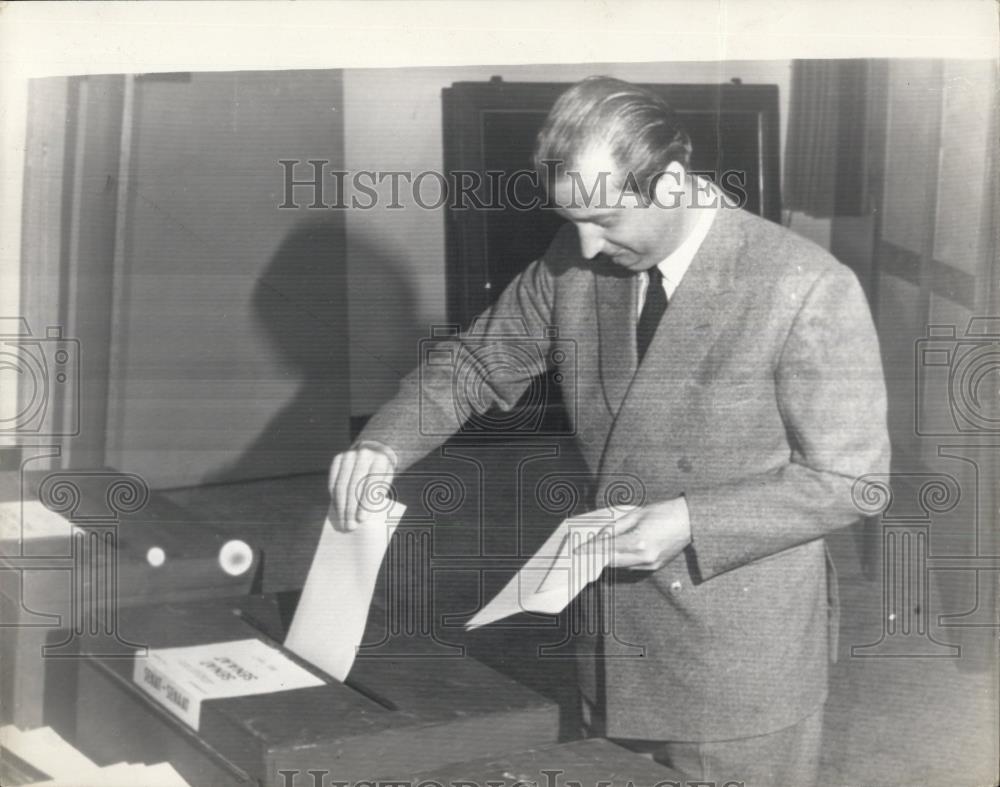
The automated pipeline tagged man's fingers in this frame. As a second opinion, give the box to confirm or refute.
[354,452,394,523]
[612,531,649,559]
[562,511,660,569]
[332,452,357,530]
[345,450,396,526]
[571,510,640,556]
[606,513,656,567]
[574,530,649,569]
[329,446,398,531]
[608,508,642,540]
[329,453,342,490]
[344,455,369,528]
[610,539,658,569]
[329,453,343,513]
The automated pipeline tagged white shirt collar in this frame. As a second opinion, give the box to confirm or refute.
[637,176,720,311]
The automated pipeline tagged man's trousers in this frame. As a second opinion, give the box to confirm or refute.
[582,695,824,787]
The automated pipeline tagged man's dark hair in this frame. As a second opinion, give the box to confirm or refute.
[534,76,692,201]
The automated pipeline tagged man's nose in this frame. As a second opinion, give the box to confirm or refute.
[576,224,605,259]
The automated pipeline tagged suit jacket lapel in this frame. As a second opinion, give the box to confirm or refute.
[600,208,748,474]
[595,262,639,417]
[642,207,744,372]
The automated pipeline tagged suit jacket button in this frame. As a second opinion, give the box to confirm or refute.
[670,580,682,592]
[677,457,693,472]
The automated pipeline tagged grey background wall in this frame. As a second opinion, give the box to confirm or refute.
[107,71,351,487]
[20,70,352,488]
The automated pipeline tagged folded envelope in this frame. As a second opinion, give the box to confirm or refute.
[466,505,635,629]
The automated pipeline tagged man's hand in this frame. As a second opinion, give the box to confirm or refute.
[585,497,692,570]
[328,442,398,531]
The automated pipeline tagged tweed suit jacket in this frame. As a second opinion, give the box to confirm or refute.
[359,205,891,742]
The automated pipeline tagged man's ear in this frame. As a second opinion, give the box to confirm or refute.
[652,161,686,208]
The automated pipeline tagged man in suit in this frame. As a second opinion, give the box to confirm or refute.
[330,77,890,786]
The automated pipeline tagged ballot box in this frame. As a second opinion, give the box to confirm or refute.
[404,739,688,787]
[0,469,259,728]
[62,593,559,785]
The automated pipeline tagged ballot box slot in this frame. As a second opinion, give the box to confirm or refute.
[342,676,400,711]
[232,607,400,712]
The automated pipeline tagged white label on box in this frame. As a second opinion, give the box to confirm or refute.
[133,638,325,730]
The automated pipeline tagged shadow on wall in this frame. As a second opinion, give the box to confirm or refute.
[344,229,433,424]
[204,217,417,485]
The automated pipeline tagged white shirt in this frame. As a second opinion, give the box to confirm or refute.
[636,177,720,316]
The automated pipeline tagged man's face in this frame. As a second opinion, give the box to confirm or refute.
[551,145,684,272]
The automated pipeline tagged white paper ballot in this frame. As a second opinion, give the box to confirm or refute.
[466,505,636,629]
[0,727,190,787]
[284,501,406,681]
[26,761,192,787]
[133,638,324,729]
[0,725,99,779]
[41,762,130,787]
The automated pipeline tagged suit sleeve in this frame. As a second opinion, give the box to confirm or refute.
[683,264,891,582]
[356,257,557,472]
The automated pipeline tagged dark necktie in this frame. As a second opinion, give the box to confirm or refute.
[636,266,667,363]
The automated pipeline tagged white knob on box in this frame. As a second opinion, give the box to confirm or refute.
[219,539,253,576]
